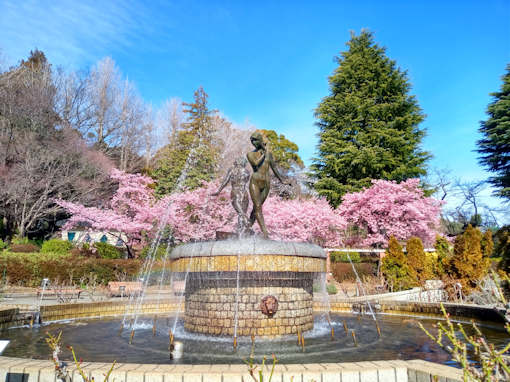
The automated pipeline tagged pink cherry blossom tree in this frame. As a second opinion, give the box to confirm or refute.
[166,181,235,242]
[56,169,168,257]
[337,178,443,248]
[167,182,345,247]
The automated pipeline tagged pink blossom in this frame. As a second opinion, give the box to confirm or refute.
[56,169,166,255]
[167,182,345,247]
[337,179,443,247]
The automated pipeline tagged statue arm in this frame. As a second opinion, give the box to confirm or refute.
[247,151,266,168]
[211,170,231,196]
[269,153,291,185]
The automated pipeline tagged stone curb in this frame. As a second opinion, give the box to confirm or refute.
[0,357,463,382]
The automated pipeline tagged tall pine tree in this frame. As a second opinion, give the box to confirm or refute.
[312,31,430,207]
[153,87,219,194]
[477,64,510,199]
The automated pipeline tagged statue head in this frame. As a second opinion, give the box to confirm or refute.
[250,131,266,149]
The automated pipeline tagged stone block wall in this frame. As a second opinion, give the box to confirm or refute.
[184,273,314,336]
[39,299,182,322]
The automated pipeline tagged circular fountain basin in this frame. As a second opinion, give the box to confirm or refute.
[170,238,326,337]
[2,313,507,365]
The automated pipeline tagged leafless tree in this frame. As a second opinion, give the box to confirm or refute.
[117,79,145,172]
[213,116,255,177]
[1,129,111,237]
[442,179,502,231]
[86,57,123,147]
[0,51,112,238]
[53,68,93,134]
[427,168,453,201]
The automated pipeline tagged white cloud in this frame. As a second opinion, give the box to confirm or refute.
[0,0,154,67]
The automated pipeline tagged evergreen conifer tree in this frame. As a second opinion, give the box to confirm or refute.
[449,225,490,293]
[153,87,219,194]
[406,236,432,284]
[382,236,414,291]
[477,64,510,199]
[312,30,430,206]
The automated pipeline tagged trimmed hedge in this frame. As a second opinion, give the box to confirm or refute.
[41,239,74,255]
[330,251,361,263]
[0,252,141,286]
[93,242,123,259]
[139,245,169,260]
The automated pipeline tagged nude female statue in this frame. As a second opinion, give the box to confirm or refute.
[211,157,251,236]
[246,131,291,238]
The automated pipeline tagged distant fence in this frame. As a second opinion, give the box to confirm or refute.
[324,248,436,254]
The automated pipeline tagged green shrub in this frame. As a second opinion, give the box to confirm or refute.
[481,229,494,257]
[434,235,452,277]
[0,239,7,251]
[0,252,140,286]
[326,283,338,295]
[139,244,169,260]
[11,236,40,246]
[93,242,123,259]
[41,239,74,255]
[406,236,433,284]
[448,224,490,293]
[330,251,361,263]
[382,236,414,291]
[496,226,510,274]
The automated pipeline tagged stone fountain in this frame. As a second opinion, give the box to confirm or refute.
[170,130,327,337]
[170,237,326,336]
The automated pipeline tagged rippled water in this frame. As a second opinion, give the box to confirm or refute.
[2,313,507,365]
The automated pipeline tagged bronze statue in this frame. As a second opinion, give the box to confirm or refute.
[247,131,291,238]
[212,157,251,236]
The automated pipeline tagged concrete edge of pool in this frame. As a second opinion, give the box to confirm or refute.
[1,299,505,382]
[0,357,463,382]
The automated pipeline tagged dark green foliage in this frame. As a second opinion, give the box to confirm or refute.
[434,235,452,277]
[406,236,432,284]
[326,283,338,295]
[93,242,123,259]
[477,64,510,199]
[153,87,220,194]
[495,226,510,274]
[312,30,430,206]
[41,239,74,255]
[139,244,169,260]
[382,236,415,291]
[481,230,494,257]
[330,251,361,263]
[0,239,7,251]
[259,129,304,170]
[448,225,490,293]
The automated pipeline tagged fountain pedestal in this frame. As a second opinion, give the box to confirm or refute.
[170,238,326,337]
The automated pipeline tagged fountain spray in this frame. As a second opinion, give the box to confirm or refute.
[351,330,358,347]
[129,328,135,344]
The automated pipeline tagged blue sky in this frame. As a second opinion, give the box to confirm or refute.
[1,0,509,220]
